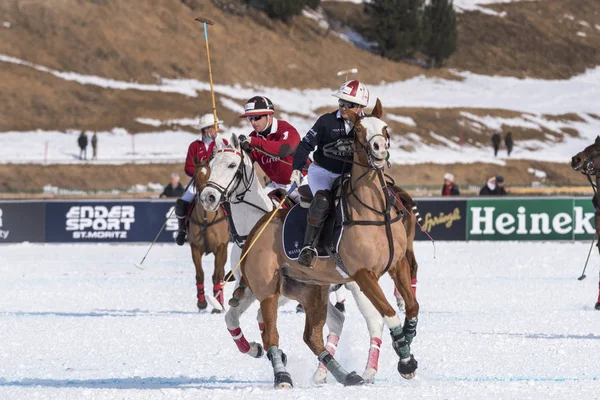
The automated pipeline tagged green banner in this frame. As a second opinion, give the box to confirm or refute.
[467,198,595,241]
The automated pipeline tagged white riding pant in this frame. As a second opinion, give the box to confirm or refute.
[265,181,301,203]
[181,179,196,202]
[306,163,341,195]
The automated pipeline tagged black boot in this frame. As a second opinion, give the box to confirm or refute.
[297,190,331,267]
[297,224,320,267]
[175,198,190,246]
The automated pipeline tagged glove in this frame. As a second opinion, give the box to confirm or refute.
[290,169,303,188]
[239,134,252,152]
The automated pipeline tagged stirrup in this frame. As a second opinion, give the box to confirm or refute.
[297,246,317,267]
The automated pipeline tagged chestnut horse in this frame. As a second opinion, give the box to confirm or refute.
[187,158,229,312]
[200,99,418,388]
[570,136,600,310]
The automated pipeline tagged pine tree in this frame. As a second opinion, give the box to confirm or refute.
[364,0,424,60]
[245,0,320,23]
[422,0,457,67]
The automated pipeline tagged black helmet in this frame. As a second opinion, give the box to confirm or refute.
[239,96,275,118]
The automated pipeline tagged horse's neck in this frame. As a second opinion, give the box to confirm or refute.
[228,163,273,235]
[348,157,386,216]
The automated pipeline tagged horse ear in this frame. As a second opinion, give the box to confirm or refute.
[595,135,600,146]
[347,109,360,126]
[372,98,383,119]
[231,133,240,150]
[215,136,226,150]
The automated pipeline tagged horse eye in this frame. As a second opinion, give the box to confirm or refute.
[228,163,236,168]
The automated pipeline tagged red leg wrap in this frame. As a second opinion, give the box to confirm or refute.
[213,281,225,305]
[366,337,382,371]
[196,283,205,302]
[411,278,417,296]
[228,327,250,354]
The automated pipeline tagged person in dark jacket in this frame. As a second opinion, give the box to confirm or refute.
[479,176,508,196]
[78,131,88,160]
[290,79,370,267]
[160,172,185,198]
[505,132,514,156]
[491,133,501,157]
[441,173,460,196]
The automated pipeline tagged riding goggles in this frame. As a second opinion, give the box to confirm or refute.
[338,99,359,109]
[247,115,265,122]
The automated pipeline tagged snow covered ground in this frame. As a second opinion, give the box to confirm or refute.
[0,242,598,399]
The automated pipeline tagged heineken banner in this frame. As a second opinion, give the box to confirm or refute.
[414,199,466,241]
[467,197,595,241]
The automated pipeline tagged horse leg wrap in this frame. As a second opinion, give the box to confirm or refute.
[196,284,207,310]
[228,327,251,354]
[317,333,339,372]
[390,325,411,359]
[213,281,224,305]
[267,346,293,388]
[366,337,382,372]
[228,284,246,307]
[411,278,417,296]
[318,351,364,386]
[403,317,418,346]
[258,322,265,334]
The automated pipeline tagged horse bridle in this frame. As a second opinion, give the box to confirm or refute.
[580,151,600,176]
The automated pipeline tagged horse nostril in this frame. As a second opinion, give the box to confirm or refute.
[208,194,216,203]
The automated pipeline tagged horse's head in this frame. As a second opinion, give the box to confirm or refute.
[200,134,251,212]
[347,98,390,169]
[193,155,211,194]
[572,136,600,175]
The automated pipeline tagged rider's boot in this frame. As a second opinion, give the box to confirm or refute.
[175,198,189,246]
[297,190,331,267]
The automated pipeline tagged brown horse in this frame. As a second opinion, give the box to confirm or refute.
[188,158,230,312]
[571,136,600,310]
[201,99,418,388]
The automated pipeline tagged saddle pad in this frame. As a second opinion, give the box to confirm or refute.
[282,201,345,261]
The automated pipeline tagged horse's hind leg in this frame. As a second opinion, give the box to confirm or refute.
[225,290,264,358]
[211,242,228,311]
[301,285,364,387]
[345,281,384,383]
[354,268,418,380]
[260,294,293,388]
[190,245,207,310]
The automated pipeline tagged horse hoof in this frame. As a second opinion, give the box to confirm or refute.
[312,368,327,385]
[361,368,377,384]
[197,300,208,310]
[398,355,418,379]
[595,302,600,310]
[228,298,240,307]
[343,371,365,386]
[296,303,304,313]
[211,308,222,314]
[274,372,293,389]
[248,342,264,359]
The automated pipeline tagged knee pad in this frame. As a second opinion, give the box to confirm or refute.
[308,190,332,225]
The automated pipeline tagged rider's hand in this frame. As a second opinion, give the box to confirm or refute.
[290,170,303,188]
[239,135,252,152]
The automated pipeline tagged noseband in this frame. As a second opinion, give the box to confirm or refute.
[204,149,249,205]
[581,151,600,176]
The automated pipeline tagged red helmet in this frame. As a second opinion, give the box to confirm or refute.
[332,80,369,107]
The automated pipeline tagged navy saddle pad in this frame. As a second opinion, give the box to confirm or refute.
[282,201,345,261]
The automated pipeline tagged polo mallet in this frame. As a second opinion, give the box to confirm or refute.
[195,16,219,133]
[336,68,358,82]
[134,179,194,270]
[578,234,597,280]
[208,183,298,309]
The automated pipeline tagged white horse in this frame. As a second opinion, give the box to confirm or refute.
[201,135,392,384]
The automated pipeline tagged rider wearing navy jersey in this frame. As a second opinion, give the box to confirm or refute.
[291,80,370,267]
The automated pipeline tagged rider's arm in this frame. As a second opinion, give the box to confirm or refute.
[184,142,197,177]
[292,117,323,170]
[250,121,300,156]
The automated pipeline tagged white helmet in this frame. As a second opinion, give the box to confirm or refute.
[332,80,369,107]
[198,113,223,130]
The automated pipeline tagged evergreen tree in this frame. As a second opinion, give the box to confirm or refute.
[364,0,423,60]
[422,0,457,67]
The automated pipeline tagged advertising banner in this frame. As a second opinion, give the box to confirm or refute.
[45,201,175,243]
[0,201,45,243]
[414,199,467,241]
[467,198,595,241]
